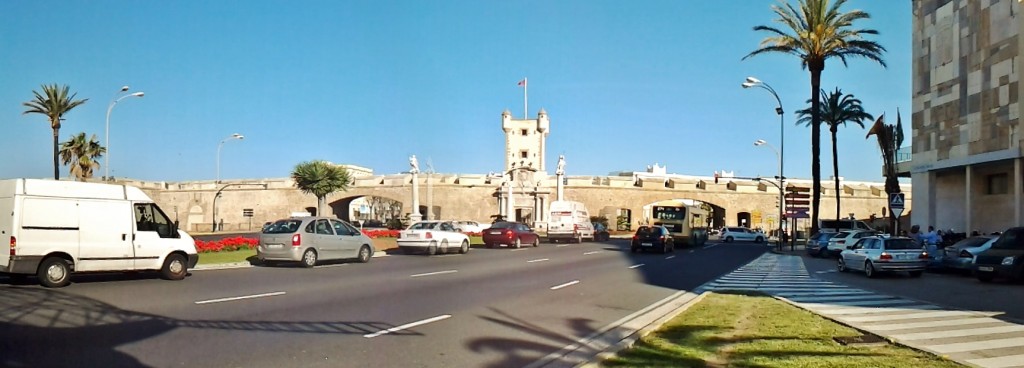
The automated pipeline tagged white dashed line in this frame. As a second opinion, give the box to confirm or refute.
[527,258,550,263]
[555,244,569,247]
[550,280,580,290]
[665,255,676,259]
[688,250,695,253]
[702,244,717,250]
[364,315,452,338]
[511,248,529,252]
[410,270,458,278]
[195,292,286,305]
[629,264,645,269]
[583,251,601,255]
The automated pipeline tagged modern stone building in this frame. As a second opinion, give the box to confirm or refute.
[907,0,1024,233]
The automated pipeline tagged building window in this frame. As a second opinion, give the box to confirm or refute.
[988,173,1009,195]
[521,129,528,136]
[520,150,528,159]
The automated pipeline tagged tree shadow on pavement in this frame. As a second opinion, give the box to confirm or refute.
[0,286,407,367]
[468,307,602,368]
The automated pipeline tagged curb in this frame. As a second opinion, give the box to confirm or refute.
[524,291,706,368]
[192,251,390,271]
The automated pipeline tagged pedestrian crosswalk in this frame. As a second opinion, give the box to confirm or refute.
[697,253,1024,368]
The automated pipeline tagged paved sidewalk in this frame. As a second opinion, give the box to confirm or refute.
[700,252,1024,368]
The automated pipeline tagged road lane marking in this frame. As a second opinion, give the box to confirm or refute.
[665,255,676,260]
[702,244,717,250]
[315,264,348,268]
[527,258,549,263]
[555,244,569,247]
[629,264,645,269]
[550,280,580,290]
[511,248,529,252]
[688,250,695,253]
[363,315,452,338]
[410,270,458,278]
[195,292,286,305]
[583,251,601,255]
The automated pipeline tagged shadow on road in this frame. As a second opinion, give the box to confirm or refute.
[0,286,407,367]
[469,307,600,368]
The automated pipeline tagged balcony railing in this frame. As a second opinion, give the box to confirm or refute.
[895,146,912,163]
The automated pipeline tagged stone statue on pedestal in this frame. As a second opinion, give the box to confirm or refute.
[409,155,420,174]
[555,155,566,176]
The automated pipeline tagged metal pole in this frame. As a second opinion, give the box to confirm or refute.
[216,141,223,184]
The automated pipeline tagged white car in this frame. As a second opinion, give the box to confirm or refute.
[397,221,471,255]
[453,220,487,233]
[825,230,880,257]
[718,227,766,243]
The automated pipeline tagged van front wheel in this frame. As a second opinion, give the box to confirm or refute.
[38,257,71,288]
[161,254,188,280]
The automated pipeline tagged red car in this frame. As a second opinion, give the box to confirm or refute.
[483,221,540,248]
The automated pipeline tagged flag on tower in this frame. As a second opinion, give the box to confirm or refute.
[517,78,527,87]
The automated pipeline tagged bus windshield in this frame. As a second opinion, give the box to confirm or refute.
[653,206,686,220]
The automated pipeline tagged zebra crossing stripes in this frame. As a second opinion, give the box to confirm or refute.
[698,252,1024,368]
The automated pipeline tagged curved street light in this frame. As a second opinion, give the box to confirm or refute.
[744,77,786,247]
[216,133,245,183]
[105,86,145,180]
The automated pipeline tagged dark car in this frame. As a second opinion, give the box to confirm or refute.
[974,227,1024,282]
[482,221,540,249]
[806,232,839,257]
[631,225,675,254]
[592,222,610,242]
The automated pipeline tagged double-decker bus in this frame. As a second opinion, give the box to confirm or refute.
[647,199,709,246]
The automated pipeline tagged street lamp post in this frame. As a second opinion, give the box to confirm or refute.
[744,77,786,247]
[105,86,145,181]
[754,139,784,248]
[216,133,244,183]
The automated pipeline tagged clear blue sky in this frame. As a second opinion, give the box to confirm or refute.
[1,0,911,182]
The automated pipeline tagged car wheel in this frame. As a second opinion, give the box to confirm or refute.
[301,249,318,268]
[532,238,539,247]
[977,272,995,282]
[357,245,372,263]
[865,261,877,278]
[725,236,734,243]
[459,240,470,254]
[755,236,764,243]
[669,242,675,253]
[37,257,71,288]
[160,253,188,280]
[440,239,449,254]
[427,241,438,255]
[837,258,847,272]
[908,270,923,278]
[575,234,583,244]
[514,238,521,249]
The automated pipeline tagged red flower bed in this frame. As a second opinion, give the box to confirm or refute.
[195,236,259,253]
[362,229,401,238]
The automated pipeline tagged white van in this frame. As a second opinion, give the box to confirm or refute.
[0,179,199,287]
[547,200,594,243]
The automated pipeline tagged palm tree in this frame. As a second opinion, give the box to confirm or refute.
[59,132,106,181]
[796,88,873,231]
[745,0,886,235]
[22,84,89,180]
[291,160,352,216]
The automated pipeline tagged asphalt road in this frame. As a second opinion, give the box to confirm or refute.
[0,239,766,368]
[801,252,1024,323]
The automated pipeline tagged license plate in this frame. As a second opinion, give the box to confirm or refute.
[641,243,653,247]
[407,233,419,239]
[490,231,503,235]
[895,255,906,260]
[979,266,994,272]
[267,244,282,249]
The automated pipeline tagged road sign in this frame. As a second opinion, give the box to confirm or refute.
[787,187,811,193]
[242,209,254,217]
[786,209,810,218]
[785,192,810,199]
[786,200,810,206]
[889,193,905,219]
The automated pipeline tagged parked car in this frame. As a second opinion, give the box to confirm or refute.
[825,230,880,257]
[453,220,487,234]
[838,236,928,278]
[974,227,1024,282]
[806,232,840,257]
[397,221,471,255]
[482,221,540,249]
[718,227,766,243]
[941,235,998,272]
[631,225,675,253]
[593,222,611,241]
[258,217,375,267]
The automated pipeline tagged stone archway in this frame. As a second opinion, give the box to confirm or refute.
[736,212,752,228]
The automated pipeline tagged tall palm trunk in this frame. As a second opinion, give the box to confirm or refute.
[831,126,840,231]
[809,61,824,236]
[51,125,60,180]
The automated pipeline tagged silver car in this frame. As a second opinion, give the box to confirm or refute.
[257,217,375,267]
[942,235,998,272]
[838,236,928,278]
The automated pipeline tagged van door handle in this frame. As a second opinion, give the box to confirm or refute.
[122,234,126,241]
